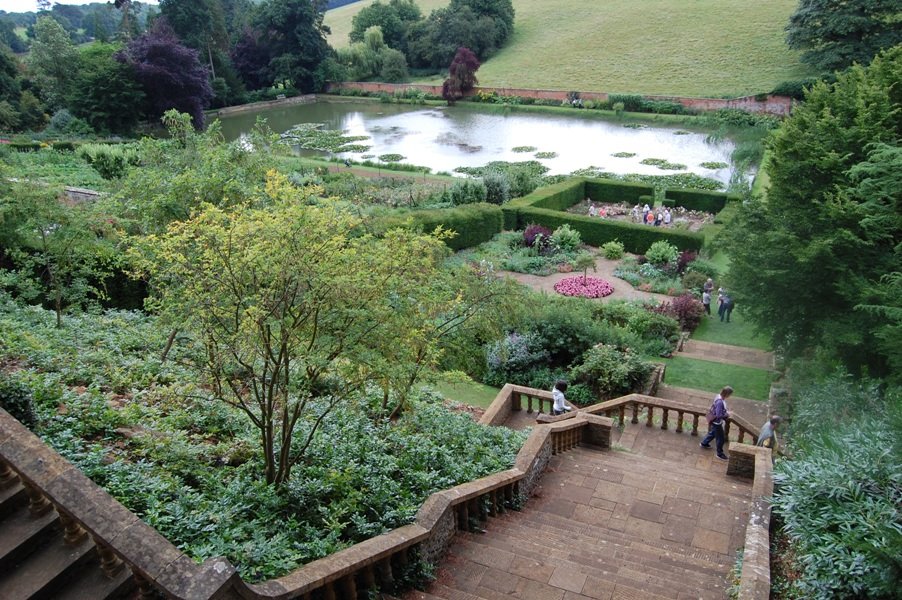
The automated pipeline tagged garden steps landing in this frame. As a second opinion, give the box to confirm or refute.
[403,424,752,600]
[678,340,774,370]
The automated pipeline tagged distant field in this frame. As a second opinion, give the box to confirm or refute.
[325,0,812,97]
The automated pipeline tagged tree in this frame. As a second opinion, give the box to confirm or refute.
[132,173,470,485]
[450,0,514,48]
[724,47,902,377]
[380,47,408,82]
[0,182,117,328]
[406,6,496,69]
[27,16,79,110]
[116,20,213,128]
[68,43,144,134]
[254,0,331,92]
[230,26,270,90]
[349,0,421,53]
[442,46,479,104]
[786,0,902,72]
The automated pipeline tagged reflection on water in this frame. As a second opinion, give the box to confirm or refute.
[216,101,737,182]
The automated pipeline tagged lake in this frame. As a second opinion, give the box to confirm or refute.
[216,100,737,183]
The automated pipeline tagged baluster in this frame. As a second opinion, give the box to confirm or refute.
[457,503,469,530]
[691,414,700,436]
[0,459,17,487]
[94,538,124,577]
[472,497,484,524]
[59,510,87,545]
[618,405,625,427]
[661,408,669,430]
[489,489,498,516]
[339,574,357,599]
[362,565,376,594]
[738,429,746,444]
[676,411,684,434]
[322,582,337,600]
[377,557,395,590]
[537,395,545,414]
[725,420,732,439]
[134,574,156,599]
[394,547,409,574]
[527,395,534,414]
[22,481,53,516]
[645,405,654,427]
[512,391,522,411]
[631,402,639,424]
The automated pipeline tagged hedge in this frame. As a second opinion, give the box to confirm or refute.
[585,179,654,204]
[503,177,704,252]
[377,203,503,251]
[511,208,703,254]
[664,188,739,213]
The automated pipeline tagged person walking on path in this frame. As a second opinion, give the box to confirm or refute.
[757,415,782,463]
[702,289,712,316]
[704,278,715,295]
[700,386,733,460]
[720,293,735,322]
[552,380,573,416]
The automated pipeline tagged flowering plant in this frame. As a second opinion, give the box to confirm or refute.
[553,276,614,298]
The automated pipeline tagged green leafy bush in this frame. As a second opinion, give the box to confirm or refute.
[376,203,503,251]
[600,240,625,259]
[0,374,37,428]
[482,170,511,204]
[448,178,488,205]
[77,143,140,179]
[570,344,653,398]
[645,240,679,265]
[774,374,901,599]
[551,224,582,253]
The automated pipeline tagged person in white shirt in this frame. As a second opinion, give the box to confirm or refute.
[552,380,573,416]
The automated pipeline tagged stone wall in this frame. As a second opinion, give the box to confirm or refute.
[325,82,794,116]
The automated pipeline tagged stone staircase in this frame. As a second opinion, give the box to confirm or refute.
[404,424,752,600]
[0,477,135,600]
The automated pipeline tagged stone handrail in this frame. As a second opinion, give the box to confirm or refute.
[480,383,555,425]
[0,407,612,599]
[726,445,774,600]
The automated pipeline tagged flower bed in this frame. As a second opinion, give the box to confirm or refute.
[553,276,614,298]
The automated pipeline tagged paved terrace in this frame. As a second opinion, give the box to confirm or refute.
[405,423,752,600]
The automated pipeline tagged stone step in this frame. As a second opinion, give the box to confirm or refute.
[51,561,136,600]
[0,502,61,574]
[0,479,26,519]
[0,533,96,600]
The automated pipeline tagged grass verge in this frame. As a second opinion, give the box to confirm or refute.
[664,355,774,401]
[693,310,770,350]
[430,380,501,409]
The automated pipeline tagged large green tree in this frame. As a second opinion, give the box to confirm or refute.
[27,16,79,110]
[254,0,330,91]
[725,47,901,376]
[786,0,902,71]
[349,0,421,53]
[132,172,480,485]
[67,43,144,134]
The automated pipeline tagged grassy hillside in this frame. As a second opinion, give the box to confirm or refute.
[324,0,812,97]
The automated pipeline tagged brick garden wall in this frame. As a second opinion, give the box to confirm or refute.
[325,82,794,116]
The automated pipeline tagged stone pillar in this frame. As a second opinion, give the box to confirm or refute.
[580,414,613,448]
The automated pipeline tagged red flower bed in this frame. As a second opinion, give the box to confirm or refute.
[553,276,615,298]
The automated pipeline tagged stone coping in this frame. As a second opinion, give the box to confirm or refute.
[0,407,606,599]
[727,445,774,600]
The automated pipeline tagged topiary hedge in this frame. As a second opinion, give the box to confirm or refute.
[378,203,504,251]
[664,188,739,213]
[503,178,704,252]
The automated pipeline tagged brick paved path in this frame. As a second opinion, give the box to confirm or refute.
[405,425,751,600]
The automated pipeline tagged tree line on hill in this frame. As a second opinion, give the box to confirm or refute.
[0,0,514,135]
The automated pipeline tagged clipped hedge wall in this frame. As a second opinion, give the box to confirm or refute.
[503,178,704,252]
[378,203,503,251]
[586,179,654,204]
[513,208,703,254]
[664,188,739,213]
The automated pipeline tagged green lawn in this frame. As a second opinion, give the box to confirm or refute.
[664,355,774,401]
[325,0,812,97]
[430,380,502,409]
[692,308,771,350]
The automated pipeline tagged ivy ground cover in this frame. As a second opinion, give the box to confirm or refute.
[0,300,526,581]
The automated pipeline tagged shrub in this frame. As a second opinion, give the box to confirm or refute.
[681,270,708,293]
[376,203,502,251]
[676,250,698,274]
[77,143,140,179]
[551,224,582,253]
[686,258,720,279]
[448,179,487,205]
[484,331,549,387]
[626,310,680,345]
[664,188,737,213]
[523,224,553,250]
[482,170,511,205]
[600,240,625,259]
[0,375,37,429]
[46,109,94,136]
[649,293,705,331]
[645,241,679,266]
[528,299,604,368]
[570,344,653,399]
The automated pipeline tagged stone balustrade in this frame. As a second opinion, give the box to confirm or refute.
[1,407,611,599]
[727,445,774,600]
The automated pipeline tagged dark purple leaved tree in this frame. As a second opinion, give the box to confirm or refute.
[442,46,479,104]
[116,19,213,128]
